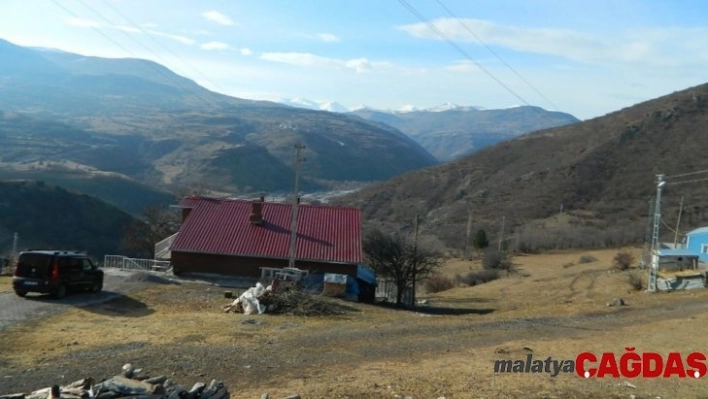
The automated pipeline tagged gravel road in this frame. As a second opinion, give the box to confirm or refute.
[0,268,157,331]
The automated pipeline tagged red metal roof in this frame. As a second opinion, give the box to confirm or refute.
[170,197,363,264]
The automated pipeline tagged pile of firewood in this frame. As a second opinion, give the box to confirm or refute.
[223,289,348,317]
[0,364,229,399]
[259,290,347,316]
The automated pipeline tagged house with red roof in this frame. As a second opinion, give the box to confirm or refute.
[167,196,374,299]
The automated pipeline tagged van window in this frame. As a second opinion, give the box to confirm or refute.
[81,258,93,271]
[18,254,52,269]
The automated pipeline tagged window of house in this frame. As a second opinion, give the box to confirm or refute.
[702,244,708,254]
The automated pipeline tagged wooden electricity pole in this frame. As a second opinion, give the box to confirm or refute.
[674,196,684,247]
[288,144,306,269]
[12,232,18,258]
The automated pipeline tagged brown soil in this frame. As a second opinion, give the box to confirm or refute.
[2,248,708,398]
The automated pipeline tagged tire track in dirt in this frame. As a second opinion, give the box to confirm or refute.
[565,269,606,301]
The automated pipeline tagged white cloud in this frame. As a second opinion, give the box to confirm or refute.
[345,58,375,73]
[398,18,708,68]
[115,25,141,33]
[259,52,391,73]
[202,10,235,26]
[66,18,100,28]
[200,41,230,51]
[317,33,340,43]
[444,60,482,73]
[260,52,340,68]
[240,48,253,56]
[142,23,158,29]
[147,30,195,45]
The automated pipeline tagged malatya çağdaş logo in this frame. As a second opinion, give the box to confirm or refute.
[494,348,707,379]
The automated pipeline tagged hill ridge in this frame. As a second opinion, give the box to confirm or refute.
[337,82,708,252]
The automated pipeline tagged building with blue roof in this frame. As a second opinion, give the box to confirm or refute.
[684,227,708,262]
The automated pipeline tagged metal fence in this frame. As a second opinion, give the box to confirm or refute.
[375,278,414,307]
[103,255,172,273]
[154,233,178,260]
[0,257,12,276]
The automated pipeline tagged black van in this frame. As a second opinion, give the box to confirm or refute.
[12,250,104,298]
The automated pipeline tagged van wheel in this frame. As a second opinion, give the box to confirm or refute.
[53,284,67,299]
[14,290,27,298]
[90,282,103,293]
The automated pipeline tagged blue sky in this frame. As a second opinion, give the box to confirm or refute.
[1,0,707,119]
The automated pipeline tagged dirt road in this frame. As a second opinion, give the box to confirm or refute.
[0,269,158,331]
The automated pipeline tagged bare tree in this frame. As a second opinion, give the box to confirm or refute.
[120,206,181,258]
[363,228,442,306]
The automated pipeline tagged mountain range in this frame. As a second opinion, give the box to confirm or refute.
[349,106,579,161]
[279,97,580,161]
[279,99,485,114]
[336,82,708,252]
[0,38,437,199]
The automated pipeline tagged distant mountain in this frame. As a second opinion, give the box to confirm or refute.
[403,102,485,113]
[280,98,350,113]
[286,100,486,114]
[336,82,708,252]
[0,38,437,194]
[350,106,580,161]
[0,180,136,258]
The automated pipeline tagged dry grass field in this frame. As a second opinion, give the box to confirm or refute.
[0,275,12,293]
[2,247,708,398]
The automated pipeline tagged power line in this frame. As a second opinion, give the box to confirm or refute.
[73,0,190,78]
[395,0,557,124]
[94,0,229,94]
[48,0,220,110]
[667,177,708,186]
[665,169,708,179]
[660,218,678,234]
[433,0,561,112]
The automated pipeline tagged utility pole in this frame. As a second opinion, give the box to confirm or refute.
[288,144,306,269]
[498,215,505,252]
[411,214,419,307]
[673,196,684,247]
[558,204,563,223]
[647,174,665,292]
[641,197,654,269]
[12,232,18,258]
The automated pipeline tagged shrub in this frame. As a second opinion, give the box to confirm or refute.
[613,251,636,271]
[627,271,644,291]
[482,249,514,273]
[424,274,455,293]
[472,229,489,250]
[459,269,500,286]
[578,255,598,264]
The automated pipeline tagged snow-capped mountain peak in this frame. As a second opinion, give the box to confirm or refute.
[396,104,419,113]
[319,101,349,113]
[280,98,350,113]
[279,98,485,114]
[425,102,460,112]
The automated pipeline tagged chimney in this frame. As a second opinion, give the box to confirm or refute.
[250,197,264,225]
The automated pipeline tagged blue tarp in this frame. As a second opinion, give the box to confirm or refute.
[356,264,377,286]
[303,273,360,296]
